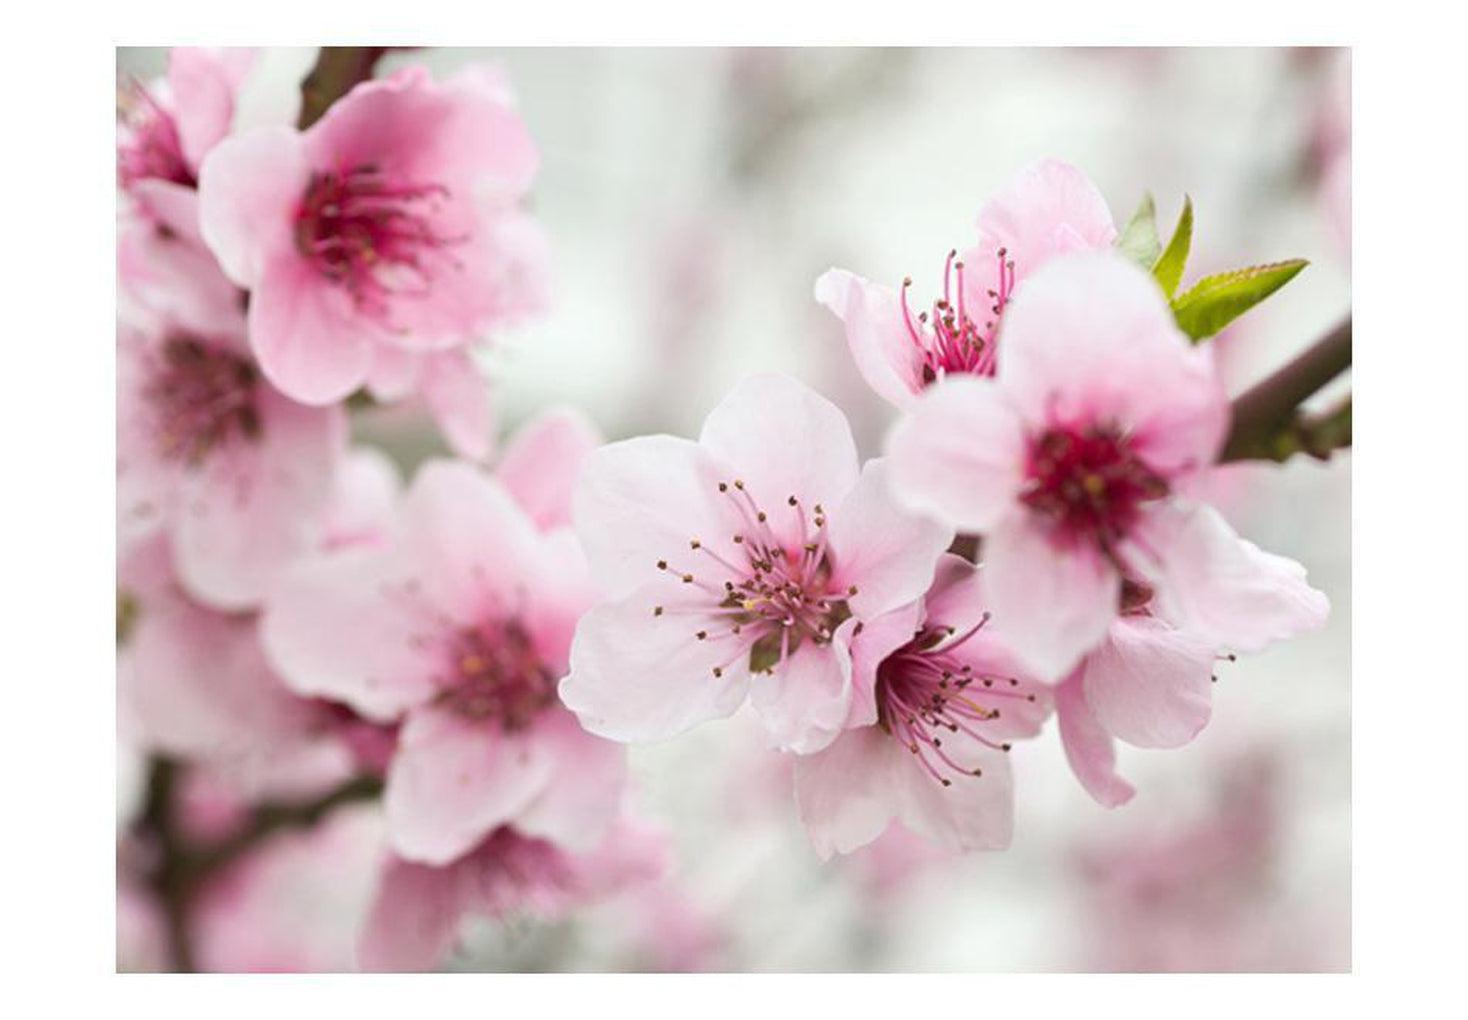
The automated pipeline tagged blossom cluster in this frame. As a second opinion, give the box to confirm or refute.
[117,50,1328,971]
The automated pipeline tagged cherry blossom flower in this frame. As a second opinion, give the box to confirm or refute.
[561,374,953,754]
[1055,571,1326,808]
[198,65,545,407]
[889,251,1328,679]
[118,47,257,241]
[358,816,668,972]
[117,271,346,609]
[793,555,1051,858]
[815,159,1116,409]
[262,458,623,867]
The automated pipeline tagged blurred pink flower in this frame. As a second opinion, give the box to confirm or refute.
[890,252,1327,679]
[816,159,1116,409]
[198,65,546,411]
[117,256,346,610]
[118,47,257,241]
[263,459,623,866]
[562,374,952,753]
[358,817,668,972]
[794,555,1050,857]
[192,804,385,972]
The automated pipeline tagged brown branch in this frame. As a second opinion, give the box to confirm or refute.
[297,47,389,130]
[1220,316,1351,463]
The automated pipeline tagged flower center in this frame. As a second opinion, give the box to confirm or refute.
[117,85,194,190]
[650,480,853,680]
[875,614,1034,786]
[144,337,261,465]
[293,164,462,320]
[436,619,556,731]
[1020,425,1170,549]
[899,247,1014,385]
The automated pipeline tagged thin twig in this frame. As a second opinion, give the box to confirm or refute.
[1221,316,1351,463]
[297,47,389,130]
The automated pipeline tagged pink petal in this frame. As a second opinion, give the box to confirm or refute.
[518,527,598,673]
[385,704,554,866]
[168,47,255,171]
[572,434,740,601]
[697,374,859,549]
[919,553,990,640]
[198,125,309,286]
[1055,672,1136,808]
[259,548,436,722]
[814,268,924,410]
[967,158,1117,290]
[998,252,1228,476]
[982,511,1120,681]
[398,460,543,626]
[421,349,495,461]
[1083,616,1215,749]
[171,391,345,610]
[117,213,242,339]
[357,856,464,972]
[825,458,952,620]
[317,446,403,552]
[560,582,752,743]
[512,714,627,852]
[749,638,854,754]
[128,180,207,248]
[887,735,1014,853]
[1131,501,1330,654]
[886,375,1028,531]
[496,406,603,531]
[248,257,376,405]
[793,727,902,860]
[843,601,924,728]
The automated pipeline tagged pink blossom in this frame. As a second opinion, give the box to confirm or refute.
[117,249,346,610]
[793,555,1051,858]
[192,804,385,972]
[118,47,257,241]
[561,374,953,753]
[889,252,1328,679]
[815,159,1116,409]
[198,65,545,407]
[1055,566,1326,807]
[358,817,668,972]
[262,458,623,866]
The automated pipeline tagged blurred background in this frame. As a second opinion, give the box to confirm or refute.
[117,46,1351,972]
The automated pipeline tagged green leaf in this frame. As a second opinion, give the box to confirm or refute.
[1170,259,1309,341]
[1151,195,1193,297]
[1115,192,1162,270]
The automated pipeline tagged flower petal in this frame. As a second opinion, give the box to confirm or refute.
[1083,616,1215,749]
[1131,501,1330,654]
[749,637,854,754]
[982,511,1120,681]
[793,727,902,860]
[496,406,603,531]
[512,714,627,852]
[843,601,924,729]
[560,582,752,743]
[1055,672,1136,808]
[358,856,465,972]
[886,375,1028,531]
[385,704,554,866]
[814,268,924,410]
[198,125,309,286]
[421,349,495,461]
[248,257,376,406]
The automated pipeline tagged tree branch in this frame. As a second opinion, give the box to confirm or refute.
[297,47,389,130]
[1220,316,1351,463]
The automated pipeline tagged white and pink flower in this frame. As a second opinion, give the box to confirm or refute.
[794,555,1051,857]
[889,251,1328,679]
[198,65,547,420]
[816,159,1117,409]
[562,374,953,754]
[262,453,623,867]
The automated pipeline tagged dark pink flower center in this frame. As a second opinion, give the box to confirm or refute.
[875,614,1032,787]
[144,337,261,465]
[1020,425,1170,549]
[293,164,462,320]
[435,619,556,731]
[650,481,853,679]
[899,247,1015,385]
[117,85,194,190]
